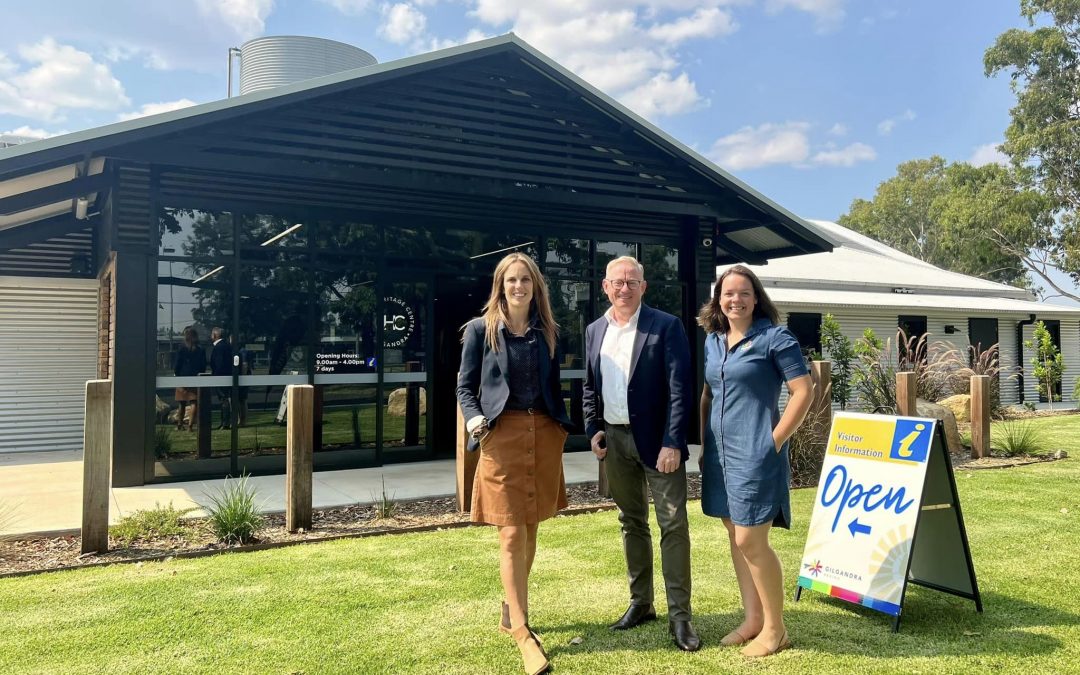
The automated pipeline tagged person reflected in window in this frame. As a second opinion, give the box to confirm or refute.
[457,252,571,675]
[173,326,206,432]
[698,265,812,658]
[210,326,233,430]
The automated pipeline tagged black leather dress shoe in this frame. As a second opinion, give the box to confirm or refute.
[670,620,701,652]
[609,603,657,630]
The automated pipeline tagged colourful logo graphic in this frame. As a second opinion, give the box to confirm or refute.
[804,560,823,577]
[889,420,931,463]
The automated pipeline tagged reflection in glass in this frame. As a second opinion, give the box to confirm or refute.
[241,265,310,376]
[642,244,679,281]
[383,281,427,372]
[644,283,684,321]
[152,387,231,460]
[159,208,234,257]
[316,220,380,254]
[318,385,379,453]
[315,268,378,374]
[551,279,589,367]
[546,237,589,269]
[381,384,428,453]
[239,214,308,248]
[596,241,638,272]
[156,260,233,376]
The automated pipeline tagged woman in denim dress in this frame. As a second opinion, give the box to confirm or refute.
[698,265,813,658]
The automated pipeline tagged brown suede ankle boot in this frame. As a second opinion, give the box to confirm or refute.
[511,625,549,675]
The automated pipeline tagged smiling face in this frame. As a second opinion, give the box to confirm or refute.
[502,260,534,312]
[718,272,756,326]
[602,260,647,314]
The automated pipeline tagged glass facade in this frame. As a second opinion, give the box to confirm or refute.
[152,207,686,480]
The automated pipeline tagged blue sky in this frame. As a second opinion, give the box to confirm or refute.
[0,1,1030,226]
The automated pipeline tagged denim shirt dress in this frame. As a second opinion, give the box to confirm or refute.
[701,318,809,529]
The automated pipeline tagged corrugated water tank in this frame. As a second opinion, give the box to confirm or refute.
[238,36,378,96]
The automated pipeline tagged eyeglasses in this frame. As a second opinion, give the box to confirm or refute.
[606,279,643,290]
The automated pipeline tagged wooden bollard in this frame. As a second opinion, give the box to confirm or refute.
[455,403,479,512]
[970,375,991,459]
[82,379,112,554]
[896,372,916,416]
[810,360,833,423]
[286,385,314,532]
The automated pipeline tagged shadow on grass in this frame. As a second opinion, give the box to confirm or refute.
[785,588,1077,658]
[532,588,1076,660]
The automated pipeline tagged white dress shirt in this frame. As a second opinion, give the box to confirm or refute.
[599,305,641,425]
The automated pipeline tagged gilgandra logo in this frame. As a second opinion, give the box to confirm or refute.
[382,296,416,348]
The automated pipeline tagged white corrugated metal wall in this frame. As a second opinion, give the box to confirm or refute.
[1021,318,1080,406]
[778,307,1035,409]
[0,277,98,453]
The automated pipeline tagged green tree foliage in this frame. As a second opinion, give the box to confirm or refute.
[985,0,1080,301]
[820,313,854,410]
[1025,320,1064,407]
[839,156,1046,289]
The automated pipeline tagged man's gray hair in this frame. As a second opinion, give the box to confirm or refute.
[605,255,645,279]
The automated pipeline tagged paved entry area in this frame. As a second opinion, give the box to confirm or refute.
[0,447,702,537]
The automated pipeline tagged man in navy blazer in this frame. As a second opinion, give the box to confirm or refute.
[583,255,699,651]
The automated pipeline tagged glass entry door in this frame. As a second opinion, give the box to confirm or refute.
[378,274,431,463]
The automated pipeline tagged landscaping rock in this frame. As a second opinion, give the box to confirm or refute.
[916,398,963,456]
[938,394,971,423]
[155,395,171,423]
[387,387,427,417]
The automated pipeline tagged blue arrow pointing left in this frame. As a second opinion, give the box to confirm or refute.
[848,518,872,537]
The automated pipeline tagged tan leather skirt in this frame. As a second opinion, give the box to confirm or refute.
[471,409,568,526]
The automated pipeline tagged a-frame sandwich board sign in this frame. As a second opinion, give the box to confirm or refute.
[794,412,982,632]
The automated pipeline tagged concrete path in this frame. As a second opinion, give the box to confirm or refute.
[0,447,701,537]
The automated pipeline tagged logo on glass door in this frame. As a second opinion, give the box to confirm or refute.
[383,296,416,348]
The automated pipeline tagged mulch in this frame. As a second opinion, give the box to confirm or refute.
[0,449,1064,577]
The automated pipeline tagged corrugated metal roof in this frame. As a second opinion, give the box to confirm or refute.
[0,34,831,259]
[770,287,1080,314]
[744,219,1034,300]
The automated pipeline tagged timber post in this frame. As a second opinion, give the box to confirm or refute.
[82,379,113,555]
[286,384,314,532]
[896,372,917,417]
[970,375,991,459]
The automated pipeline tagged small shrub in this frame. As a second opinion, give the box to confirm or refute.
[991,419,1049,457]
[110,502,196,546]
[154,426,173,459]
[821,313,855,410]
[370,476,398,520]
[789,405,830,488]
[204,473,264,544]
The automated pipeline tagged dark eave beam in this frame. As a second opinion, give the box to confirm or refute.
[0,173,111,216]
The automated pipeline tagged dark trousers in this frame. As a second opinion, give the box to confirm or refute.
[216,388,231,428]
[604,423,692,621]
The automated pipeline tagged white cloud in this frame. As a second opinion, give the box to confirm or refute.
[194,0,274,39]
[117,98,198,122]
[647,7,737,44]
[621,71,706,119]
[709,121,876,170]
[877,108,916,135]
[462,2,752,119]
[708,121,811,170]
[0,125,58,139]
[827,122,847,136]
[765,0,847,31]
[811,141,875,166]
[0,39,130,121]
[379,3,428,45]
[969,142,1009,167]
[104,43,171,70]
[319,0,372,15]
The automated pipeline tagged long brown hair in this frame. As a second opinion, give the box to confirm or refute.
[697,264,780,335]
[476,252,559,357]
[183,326,199,350]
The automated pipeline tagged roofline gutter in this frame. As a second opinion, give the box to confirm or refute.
[1016,313,1036,404]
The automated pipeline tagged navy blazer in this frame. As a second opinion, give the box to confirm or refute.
[456,318,573,451]
[209,339,233,377]
[582,304,693,467]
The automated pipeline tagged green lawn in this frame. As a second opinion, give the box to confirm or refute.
[2,454,1078,673]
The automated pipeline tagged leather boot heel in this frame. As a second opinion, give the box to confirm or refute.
[511,626,550,675]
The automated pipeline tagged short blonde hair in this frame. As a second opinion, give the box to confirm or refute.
[605,255,645,279]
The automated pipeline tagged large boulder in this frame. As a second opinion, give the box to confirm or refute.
[937,394,971,423]
[916,398,962,455]
[387,387,427,417]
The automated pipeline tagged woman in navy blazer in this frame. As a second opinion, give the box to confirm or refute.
[457,252,570,675]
